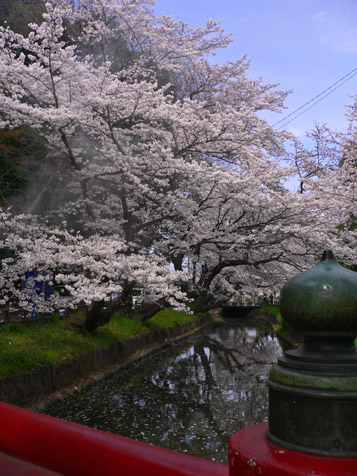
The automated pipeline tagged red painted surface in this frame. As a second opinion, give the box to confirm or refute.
[0,402,228,476]
[229,423,357,476]
[3,401,357,476]
[0,452,63,476]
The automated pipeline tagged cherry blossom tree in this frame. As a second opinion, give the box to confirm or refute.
[0,211,189,328]
[288,97,357,268]
[0,0,350,329]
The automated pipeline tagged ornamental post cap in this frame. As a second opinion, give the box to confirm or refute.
[279,250,357,336]
[321,249,336,262]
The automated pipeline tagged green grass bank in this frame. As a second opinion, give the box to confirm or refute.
[0,309,204,381]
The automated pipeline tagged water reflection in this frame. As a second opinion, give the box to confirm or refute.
[45,318,282,463]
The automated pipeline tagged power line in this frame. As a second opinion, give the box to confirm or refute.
[276,70,357,130]
[272,67,357,130]
[273,67,357,128]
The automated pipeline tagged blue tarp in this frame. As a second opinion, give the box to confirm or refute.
[23,271,52,318]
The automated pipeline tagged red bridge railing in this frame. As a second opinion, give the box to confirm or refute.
[0,401,355,476]
[0,402,228,476]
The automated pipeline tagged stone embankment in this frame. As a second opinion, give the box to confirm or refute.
[0,315,213,408]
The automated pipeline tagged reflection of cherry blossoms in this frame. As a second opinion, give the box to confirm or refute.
[46,319,282,463]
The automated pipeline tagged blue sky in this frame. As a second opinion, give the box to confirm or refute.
[154,0,357,138]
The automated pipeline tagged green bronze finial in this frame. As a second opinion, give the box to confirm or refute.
[279,250,357,336]
[267,251,357,456]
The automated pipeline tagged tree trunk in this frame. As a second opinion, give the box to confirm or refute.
[83,300,115,333]
[82,281,157,332]
[135,302,162,322]
[189,292,215,313]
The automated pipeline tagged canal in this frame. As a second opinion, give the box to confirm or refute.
[45,317,282,464]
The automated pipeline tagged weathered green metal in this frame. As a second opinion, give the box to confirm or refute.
[267,250,357,456]
[279,249,357,336]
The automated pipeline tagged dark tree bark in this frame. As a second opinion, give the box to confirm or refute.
[83,300,116,333]
[82,279,164,332]
[82,281,136,332]
[189,292,215,313]
[134,302,162,322]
